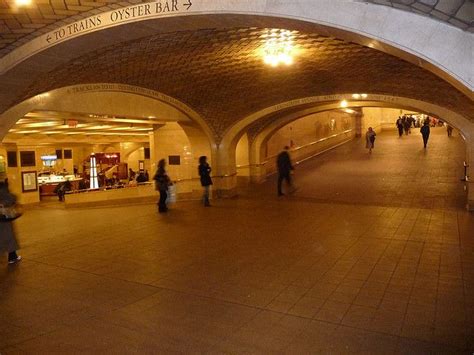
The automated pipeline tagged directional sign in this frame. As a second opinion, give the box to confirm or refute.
[43,1,195,47]
[0,0,199,75]
[183,0,192,10]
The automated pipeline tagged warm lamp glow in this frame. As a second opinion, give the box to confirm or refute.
[263,29,295,67]
[15,0,31,5]
[340,100,348,108]
[352,93,368,99]
[90,154,99,189]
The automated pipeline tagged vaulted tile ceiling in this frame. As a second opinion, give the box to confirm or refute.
[0,2,472,141]
[0,0,152,56]
[0,0,472,60]
[18,27,474,140]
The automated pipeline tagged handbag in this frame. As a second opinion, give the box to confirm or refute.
[166,185,177,204]
[0,204,22,222]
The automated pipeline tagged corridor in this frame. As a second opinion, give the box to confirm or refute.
[0,128,473,353]
[256,127,466,210]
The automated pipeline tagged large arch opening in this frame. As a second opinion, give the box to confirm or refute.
[0,4,472,206]
[0,84,213,204]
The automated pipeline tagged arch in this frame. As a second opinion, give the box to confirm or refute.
[0,1,471,97]
[219,94,474,183]
[0,83,216,148]
[122,144,146,162]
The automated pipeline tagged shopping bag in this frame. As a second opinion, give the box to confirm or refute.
[166,185,177,204]
[0,204,22,222]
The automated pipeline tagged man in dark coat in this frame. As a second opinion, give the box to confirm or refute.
[396,116,404,137]
[420,121,430,148]
[198,156,213,207]
[276,146,294,196]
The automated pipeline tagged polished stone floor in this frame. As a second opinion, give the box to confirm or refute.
[1,128,473,353]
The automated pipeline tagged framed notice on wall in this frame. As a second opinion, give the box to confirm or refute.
[168,155,180,165]
[22,171,37,193]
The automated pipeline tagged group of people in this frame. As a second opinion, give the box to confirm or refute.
[397,115,433,148]
[153,155,212,213]
[395,114,444,137]
[396,115,415,137]
[126,168,149,186]
[0,116,454,263]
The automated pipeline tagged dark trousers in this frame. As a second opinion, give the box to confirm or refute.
[158,189,168,212]
[422,135,429,148]
[397,127,403,137]
[278,172,292,195]
[8,251,18,261]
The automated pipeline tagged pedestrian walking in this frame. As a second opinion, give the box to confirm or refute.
[277,146,294,196]
[198,156,212,207]
[153,159,172,213]
[420,121,430,148]
[396,116,404,137]
[447,125,453,137]
[0,181,21,264]
[365,127,376,153]
[403,117,411,135]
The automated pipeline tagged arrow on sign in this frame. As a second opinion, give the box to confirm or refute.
[183,0,192,10]
[46,34,52,43]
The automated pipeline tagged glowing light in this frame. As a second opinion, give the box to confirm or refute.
[263,29,295,67]
[15,0,31,6]
[340,100,348,108]
[90,154,99,189]
[352,94,360,99]
[361,93,368,98]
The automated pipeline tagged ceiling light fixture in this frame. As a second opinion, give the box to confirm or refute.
[263,29,295,67]
[15,0,32,6]
[340,100,348,108]
[352,93,368,99]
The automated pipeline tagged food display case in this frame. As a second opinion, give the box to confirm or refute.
[38,172,82,196]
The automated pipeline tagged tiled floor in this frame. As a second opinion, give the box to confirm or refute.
[1,128,473,353]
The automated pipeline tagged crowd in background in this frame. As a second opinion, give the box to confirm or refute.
[395,114,448,138]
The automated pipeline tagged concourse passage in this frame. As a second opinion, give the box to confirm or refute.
[256,127,466,210]
[0,128,473,353]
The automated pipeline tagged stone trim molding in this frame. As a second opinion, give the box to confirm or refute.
[0,0,472,94]
[0,83,215,146]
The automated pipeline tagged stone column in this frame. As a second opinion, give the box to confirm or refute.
[354,109,363,138]
[248,140,267,184]
[212,143,238,198]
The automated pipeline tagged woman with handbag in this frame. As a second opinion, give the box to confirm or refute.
[0,181,21,264]
[153,159,172,213]
[198,156,212,207]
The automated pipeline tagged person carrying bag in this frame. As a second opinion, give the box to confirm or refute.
[153,159,172,213]
[0,181,22,264]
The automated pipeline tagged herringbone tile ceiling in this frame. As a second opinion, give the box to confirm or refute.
[0,0,155,56]
[0,0,472,59]
[18,27,473,140]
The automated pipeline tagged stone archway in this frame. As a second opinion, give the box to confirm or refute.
[0,83,215,203]
[0,2,472,205]
[0,1,471,96]
[219,94,474,207]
